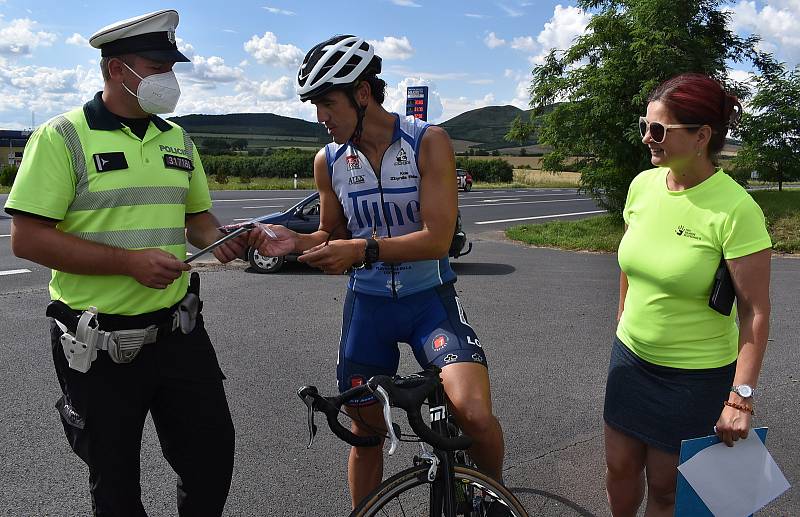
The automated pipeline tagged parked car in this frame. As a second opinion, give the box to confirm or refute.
[224,191,471,274]
[456,168,473,191]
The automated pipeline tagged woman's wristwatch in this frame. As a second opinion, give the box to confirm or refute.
[731,384,755,398]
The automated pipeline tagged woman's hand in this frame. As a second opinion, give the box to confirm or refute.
[714,402,752,447]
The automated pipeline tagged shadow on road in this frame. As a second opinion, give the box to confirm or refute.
[451,262,516,276]
[509,487,599,517]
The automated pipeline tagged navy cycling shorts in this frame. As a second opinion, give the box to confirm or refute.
[336,282,487,405]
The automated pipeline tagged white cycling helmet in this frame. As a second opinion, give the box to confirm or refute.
[297,35,382,102]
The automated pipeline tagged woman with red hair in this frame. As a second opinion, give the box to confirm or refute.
[603,73,772,516]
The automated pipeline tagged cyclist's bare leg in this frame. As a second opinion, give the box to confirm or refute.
[440,362,505,481]
[345,403,387,508]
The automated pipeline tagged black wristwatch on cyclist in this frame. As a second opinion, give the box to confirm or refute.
[363,238,379,269]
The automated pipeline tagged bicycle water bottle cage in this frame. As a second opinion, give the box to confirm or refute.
[59,307,101,373]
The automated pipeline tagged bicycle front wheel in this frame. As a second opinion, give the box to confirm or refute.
[351,463,528,517]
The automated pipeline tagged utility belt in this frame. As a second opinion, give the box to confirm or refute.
[47,273,203,373]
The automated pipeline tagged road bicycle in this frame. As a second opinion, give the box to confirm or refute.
[298,367,529,517]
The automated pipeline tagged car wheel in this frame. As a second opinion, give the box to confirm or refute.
[247,247,285,273]
[464,182,472,192]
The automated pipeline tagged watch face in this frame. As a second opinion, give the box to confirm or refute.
[736,385,753,397]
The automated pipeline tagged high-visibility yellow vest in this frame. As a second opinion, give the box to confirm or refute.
[5,92,212,315]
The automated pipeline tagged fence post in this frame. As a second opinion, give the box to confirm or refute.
[294,174,297,189]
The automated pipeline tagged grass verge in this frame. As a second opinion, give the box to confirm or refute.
[206,176,315,190]
[506,190,799,254]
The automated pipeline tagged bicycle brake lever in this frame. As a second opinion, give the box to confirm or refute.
[302,395,318,449]
[372,385,399,455]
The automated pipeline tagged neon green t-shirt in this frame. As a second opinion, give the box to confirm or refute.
[616,167,771,369]
[5,94,211,315]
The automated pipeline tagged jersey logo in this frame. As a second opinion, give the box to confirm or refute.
[675,225,701,241]
[92,152,128,173]
[348,175,365,185]
[394,148,409,165]
[163,154,194,172]
[346,154,361,170]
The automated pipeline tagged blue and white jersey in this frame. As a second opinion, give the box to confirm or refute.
[326,114,457,298]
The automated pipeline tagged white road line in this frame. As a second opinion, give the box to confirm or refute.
[0,269,31,276]
[479,198,521,203]
[242,205,283,209]
[233,218,254,222]
[460,198,591,208]
[0,234,9,238]
[466,192,578,199]
[475,210,607,225]
[212,197,303,203]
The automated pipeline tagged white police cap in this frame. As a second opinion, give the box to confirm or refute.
[89,9,189,62]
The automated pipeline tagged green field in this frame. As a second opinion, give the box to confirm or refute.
[506,189,800,254]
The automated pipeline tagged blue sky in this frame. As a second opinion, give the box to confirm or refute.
[0,0,797,129]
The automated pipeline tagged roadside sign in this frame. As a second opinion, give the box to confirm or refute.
[406,86,428,121]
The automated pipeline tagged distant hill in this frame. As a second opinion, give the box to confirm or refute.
[439,105,538,150]
[169,105,543,151]
[168,113,329,141]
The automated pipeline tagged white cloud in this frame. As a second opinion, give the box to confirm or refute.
[499,4,524,17]
[531,4,591,65]
[387,66,469,81]
[65,33,90,48]
[484,32,506,48]
[244,32,304,68]
[263,6,296,15]
[440,93,496,122]
[239,60,249,67]
[728,0,800,66]
[180,55,244,84]
[391,0,421,6]
[368,36,414,60]
[511,36,536,52]
[0,17,57,56]
[258,76,293,100]
[465,13,487,18]
[469,79,495,84]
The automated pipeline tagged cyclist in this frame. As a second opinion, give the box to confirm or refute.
[4,10,264,515]
[257,35,506,509]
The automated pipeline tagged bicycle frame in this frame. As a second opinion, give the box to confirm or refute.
[428,382,458,516]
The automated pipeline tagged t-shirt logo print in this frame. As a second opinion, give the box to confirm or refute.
[675,225,701,241]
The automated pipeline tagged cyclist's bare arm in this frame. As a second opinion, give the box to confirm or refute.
[295,149,349,252]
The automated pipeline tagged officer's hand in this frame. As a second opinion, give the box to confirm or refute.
[212,231,249,264]
[128,248,191,289]
[298,239,364,275]
[714,402,752,447]
[256,224,297,258]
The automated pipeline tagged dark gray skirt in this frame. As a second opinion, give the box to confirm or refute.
[603,336,736,454]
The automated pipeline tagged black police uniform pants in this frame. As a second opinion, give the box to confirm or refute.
[51,315,235,517]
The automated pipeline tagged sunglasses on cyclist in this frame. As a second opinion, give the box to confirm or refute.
[638,117,703,144]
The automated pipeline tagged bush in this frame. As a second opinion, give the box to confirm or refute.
[455,158,513,183]
[200,149,315,179]
[0,165,17,186]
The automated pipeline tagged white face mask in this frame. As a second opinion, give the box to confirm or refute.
[121,62,181,114]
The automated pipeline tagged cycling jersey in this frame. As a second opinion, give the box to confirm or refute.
[325,114,456,298]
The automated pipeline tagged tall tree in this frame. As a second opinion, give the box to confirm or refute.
[526,0,765,216]
[733,63,800,191]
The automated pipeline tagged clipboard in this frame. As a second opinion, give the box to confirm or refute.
[675,427,769,516]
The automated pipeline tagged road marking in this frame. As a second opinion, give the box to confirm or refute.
[242,205,283,209]
[479,198,521,203]
[0,269,31,276]
[212,197,303,203]
[460,198,591,208]
[0,234,10,238]
[233,218,254,222]
[475,210,607,225]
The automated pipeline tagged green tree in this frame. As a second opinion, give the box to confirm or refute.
[527,0,766,217]
[733,63,800,191]
[231,138,249,151]
[504,115,535,146]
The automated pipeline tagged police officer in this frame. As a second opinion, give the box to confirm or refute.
[4,10,265,516]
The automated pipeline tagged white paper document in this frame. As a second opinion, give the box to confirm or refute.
[677,433,790,517]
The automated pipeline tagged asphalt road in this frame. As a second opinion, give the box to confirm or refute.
[1,190,798,516]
